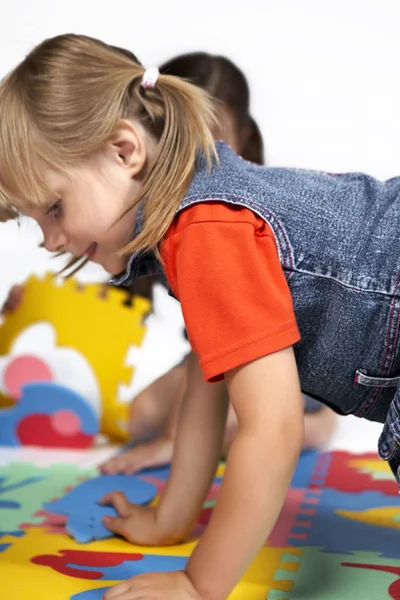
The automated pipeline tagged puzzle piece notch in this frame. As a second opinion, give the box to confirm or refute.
[290,450,324,490]
[0,530,24,552]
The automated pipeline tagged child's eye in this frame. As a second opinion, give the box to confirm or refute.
[46,199,63,220]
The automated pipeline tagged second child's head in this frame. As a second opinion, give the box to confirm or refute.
[160,53,264,165]
[0,34,215,274]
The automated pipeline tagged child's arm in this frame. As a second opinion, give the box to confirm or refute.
[101,350,229,544]
[102,346,302,600]
[185,346,303,600]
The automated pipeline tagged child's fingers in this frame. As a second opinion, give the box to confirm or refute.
[99,458,121,475]
[99,491,133,516]
[1,285,24,315]
[102,514,128,536]
[103,580,132,599]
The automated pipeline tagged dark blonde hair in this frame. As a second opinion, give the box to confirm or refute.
[0,34,216,259]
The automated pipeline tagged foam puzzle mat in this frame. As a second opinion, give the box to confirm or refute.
[1,448,400,599]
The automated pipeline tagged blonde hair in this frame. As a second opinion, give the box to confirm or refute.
[0,33,216,264]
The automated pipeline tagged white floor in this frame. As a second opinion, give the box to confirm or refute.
[0,218,383,461]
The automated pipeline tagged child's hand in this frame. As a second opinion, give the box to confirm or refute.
[103,571,202,600]
[100,436,174,475]
[1,285,24,315]
[100,491,181,546]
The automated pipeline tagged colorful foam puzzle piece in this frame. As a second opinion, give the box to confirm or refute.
[0,381,98,448]
[0,462,96,531]
[44,475,157,543]
[0,274,150,441]
[27,542,301,599]
[0,459,297,600]
[289,489,400,557]
[322,451,398,495]
[271,548,400,600]
[342,557,400,600]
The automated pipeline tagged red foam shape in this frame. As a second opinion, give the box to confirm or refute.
[4,355,53,399]
[20,510,67,534]
[343,562,400,599]
[17,414,93,449]
[323,451,398,496]
[31,549,144,580]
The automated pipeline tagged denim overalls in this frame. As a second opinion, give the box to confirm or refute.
[112,142,400,484]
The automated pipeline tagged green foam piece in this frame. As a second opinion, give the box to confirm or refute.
[0,462,96,530]
[277,547,400,599]
[267,593,292,600]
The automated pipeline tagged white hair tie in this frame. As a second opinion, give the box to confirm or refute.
[141,67,159,90]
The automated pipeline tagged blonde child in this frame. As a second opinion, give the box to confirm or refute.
[0,34,398,600]
[2,51,335,472]
[101,51,336,474]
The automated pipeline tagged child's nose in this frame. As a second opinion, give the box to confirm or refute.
[43,230,67,253]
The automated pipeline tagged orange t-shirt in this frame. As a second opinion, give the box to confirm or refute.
[160,202,300,382]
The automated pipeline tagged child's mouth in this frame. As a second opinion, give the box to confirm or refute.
[85,242,97,261]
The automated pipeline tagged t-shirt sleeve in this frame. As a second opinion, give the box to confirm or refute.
[161,204,300,382]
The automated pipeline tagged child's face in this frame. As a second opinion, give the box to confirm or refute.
[16,123,149,275]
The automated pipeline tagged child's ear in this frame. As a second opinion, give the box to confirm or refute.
[108,120,147,175]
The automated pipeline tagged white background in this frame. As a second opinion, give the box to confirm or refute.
[1,0,398,451]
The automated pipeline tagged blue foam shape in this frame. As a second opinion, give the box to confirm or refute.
[289,488,400,558]
[0,381,98,446]
[0,530,24,553]
[71,588,110,600]
[0,500,20,509]
[66,554,188,579]
[66,512,117,543]
[44,475,156,516]
[0,476,44,494]
[44,474,157,543]
[0,530,24,539]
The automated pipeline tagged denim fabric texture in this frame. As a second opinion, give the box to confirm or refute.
[111,142,400,483]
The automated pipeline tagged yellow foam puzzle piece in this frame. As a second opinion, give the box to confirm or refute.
[0,527,301,600]
[337,506,400,529]
[0,274,150,440]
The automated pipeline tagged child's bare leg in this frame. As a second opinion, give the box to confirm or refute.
[303,405,336,449]
[100,362,186,474]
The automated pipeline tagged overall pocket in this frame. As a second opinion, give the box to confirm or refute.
[354,369,400,422]
[355,370,400,388]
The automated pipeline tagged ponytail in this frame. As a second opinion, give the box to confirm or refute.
[121,73,217,257]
